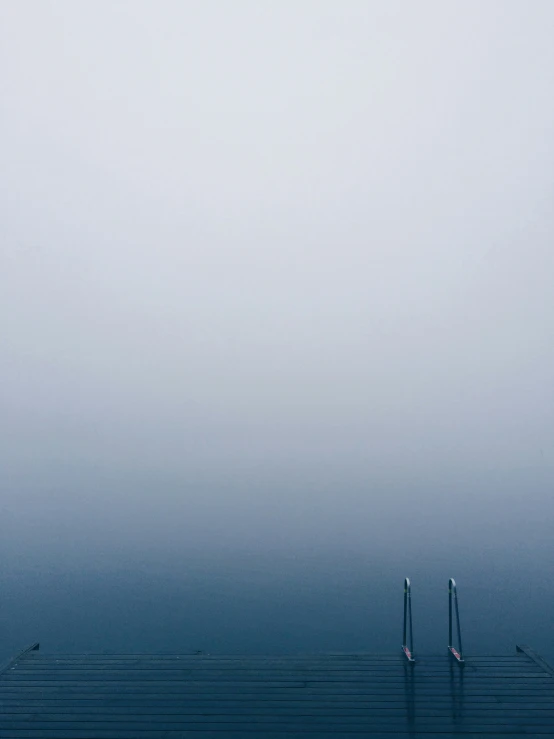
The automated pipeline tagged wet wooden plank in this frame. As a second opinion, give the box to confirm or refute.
[0,697,551,709]
[3,678,553,692]
[1,706,553,715]
[3,649,554,737]
[11,670,542,680]
[13,656,420,660]
[16,658,536,669]
[20,655,533,661]
[17,659,536,669]
[18,660,532,673]
[5,668,542,679]
[3,729,544,739]
[0,719,554,732]
[0,731,533,739]
[0,693,516,710]
[2,685,554,697]
[2,707,554,719]
[9,663,545,673]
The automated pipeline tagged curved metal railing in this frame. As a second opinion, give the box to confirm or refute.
[402,577,415,663]
[448,578,464,663]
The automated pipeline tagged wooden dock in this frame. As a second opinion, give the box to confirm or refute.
[1,644,553,737]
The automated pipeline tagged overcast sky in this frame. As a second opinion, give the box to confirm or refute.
[1,1,553,513]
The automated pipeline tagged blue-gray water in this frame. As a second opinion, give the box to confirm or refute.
[2,465,553,664]
[2,0,554,679]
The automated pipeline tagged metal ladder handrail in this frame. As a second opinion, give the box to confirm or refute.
[448,577,464,663]
[402,577,415,663]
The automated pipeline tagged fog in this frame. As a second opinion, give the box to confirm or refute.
[1,1,553,661]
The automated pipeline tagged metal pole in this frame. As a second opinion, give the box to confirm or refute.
[408,584,414,657]
[448,578,453,646]
[402,578,415,662]
[448,578,464,663]
[403,578,408,647]
[454,587,463,659]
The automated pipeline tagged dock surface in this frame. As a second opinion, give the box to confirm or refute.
[1,646,554,737]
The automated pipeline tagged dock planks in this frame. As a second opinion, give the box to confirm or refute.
[1,646,553,737]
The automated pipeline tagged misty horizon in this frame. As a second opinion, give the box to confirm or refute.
[1,0,553,662]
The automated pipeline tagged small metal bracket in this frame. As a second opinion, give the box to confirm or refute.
[0,642,40,677]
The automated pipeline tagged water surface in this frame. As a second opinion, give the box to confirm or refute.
[2,465,552,664]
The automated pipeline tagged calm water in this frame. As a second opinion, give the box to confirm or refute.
[2,466,553,664]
